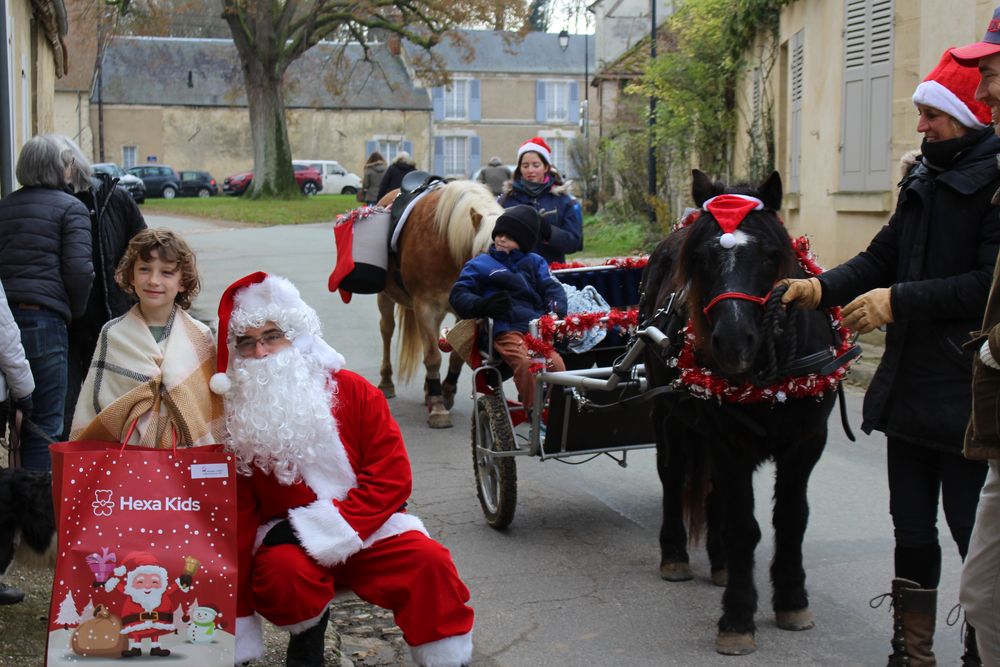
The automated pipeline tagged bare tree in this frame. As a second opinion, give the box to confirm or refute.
[220,0,526,198]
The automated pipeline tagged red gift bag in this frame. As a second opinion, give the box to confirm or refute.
[45,439,237,665]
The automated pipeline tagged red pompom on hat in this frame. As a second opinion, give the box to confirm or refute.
[912,51,991,129]
[517,136,552,165]
[210,271,345,394]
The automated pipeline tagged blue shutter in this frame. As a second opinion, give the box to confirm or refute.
[470,80,481,122]
[365,140,377,158]
[536,81,546,122]
[402,140,413,156]
[433,137,445,175]
[469,136,481,176]
[432,87,444,121]
[568,81,579,124]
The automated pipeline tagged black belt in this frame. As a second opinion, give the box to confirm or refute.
[122,611,173,625]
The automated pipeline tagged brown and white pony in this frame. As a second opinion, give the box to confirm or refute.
[376,180,503,428]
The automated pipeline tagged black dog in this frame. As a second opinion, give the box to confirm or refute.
[0,467,55,576]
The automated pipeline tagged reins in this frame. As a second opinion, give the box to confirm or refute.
[755,283,797,387]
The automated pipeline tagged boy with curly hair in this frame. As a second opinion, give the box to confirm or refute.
[70,228,223,447]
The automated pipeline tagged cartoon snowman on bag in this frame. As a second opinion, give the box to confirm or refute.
[186,604,225,643]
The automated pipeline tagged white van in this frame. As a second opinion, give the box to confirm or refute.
[292,160,362,195]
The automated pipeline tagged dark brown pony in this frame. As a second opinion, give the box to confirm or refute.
[641,170,838,655]
[376,180,503,428]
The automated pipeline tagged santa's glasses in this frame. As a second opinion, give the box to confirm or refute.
[235,329,288,357]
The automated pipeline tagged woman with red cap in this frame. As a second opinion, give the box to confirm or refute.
[782,51,1000,665]
[498,136,583,264]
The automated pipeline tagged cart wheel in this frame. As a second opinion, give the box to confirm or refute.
[471,394,517,529]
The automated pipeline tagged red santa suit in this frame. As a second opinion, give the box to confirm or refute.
[103,553,184,643]
[233,369,474,665]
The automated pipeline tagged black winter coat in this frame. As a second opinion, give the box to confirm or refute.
[376,159,417,201]
[818,130,1000,451]
[0,186,94,322]
[71,173,147,339]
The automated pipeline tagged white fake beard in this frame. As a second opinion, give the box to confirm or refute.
[225,346,339,485]
[124,581,165,612]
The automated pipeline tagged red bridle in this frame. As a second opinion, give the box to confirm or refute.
[702,288,774,318]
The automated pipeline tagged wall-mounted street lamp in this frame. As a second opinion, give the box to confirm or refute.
[558,29,570,51]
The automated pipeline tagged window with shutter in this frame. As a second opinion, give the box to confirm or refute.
[122,146,137,170]
[839,0,893,192]
[443,136,469,176]
[544,82,570,122]
[444,80,469,121]
[789,30,804,193]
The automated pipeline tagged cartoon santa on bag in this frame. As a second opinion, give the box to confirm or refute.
[103,551,194,657]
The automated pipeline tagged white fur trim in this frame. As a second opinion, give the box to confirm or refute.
[113,565,126,577]
[362,513,428,548]
[981,340,1000,369]
[209,372,231,394]
[298,428,357,501]
[120,620,175,633]
[292,334,345,372]
[410,630,473,667]
[275,603,333,634]
[913,80,988,129]
[235,614,265,664]
[517,140,550,165]
[288,499,363,567]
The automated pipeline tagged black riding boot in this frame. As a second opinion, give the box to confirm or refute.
[286,609,329,667]
[962,624,982,667]
[0,582,24,605]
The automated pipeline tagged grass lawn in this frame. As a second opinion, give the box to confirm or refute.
[141,194,651,258]
[576,213,650,259]
[141,193,358,225]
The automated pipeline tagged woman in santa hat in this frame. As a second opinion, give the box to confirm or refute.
[783,50,1000,664]
[498,136,583,264]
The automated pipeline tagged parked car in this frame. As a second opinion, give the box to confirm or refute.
[91,162,146,203]
[223,164,324,196]
[128,164,182,199]
[292,159,362,194]
[178,170,219,197]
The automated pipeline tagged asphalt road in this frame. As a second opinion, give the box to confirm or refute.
[0,212,969,666]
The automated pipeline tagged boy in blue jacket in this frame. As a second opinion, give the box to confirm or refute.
[450,205,568,414]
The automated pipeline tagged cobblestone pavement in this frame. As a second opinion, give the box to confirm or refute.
[329,593,416,667]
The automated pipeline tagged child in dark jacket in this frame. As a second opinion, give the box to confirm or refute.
[450,205,568,414]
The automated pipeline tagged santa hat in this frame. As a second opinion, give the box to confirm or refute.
[517,137,552,165]
[702,194,764,249]
[209,272,345,394]
[104,551,168,593]
[912,51,991,129]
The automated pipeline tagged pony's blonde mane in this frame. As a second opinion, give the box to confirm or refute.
[433,180,504,266]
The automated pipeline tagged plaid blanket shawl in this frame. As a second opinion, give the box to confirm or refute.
[70,305,224,448]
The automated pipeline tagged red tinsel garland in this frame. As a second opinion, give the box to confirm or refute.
[550,256,649,271]
[523,308,640,372]
[674,232,854,403]
[335,205,380,227]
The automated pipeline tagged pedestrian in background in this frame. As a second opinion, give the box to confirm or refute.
[57,136,146,441]
[0,135,93,471]
[782,51,1000,665]
[950,12,1000,664]
[477,156,511,196]
[361,150,387,205]
[499,137,582,264]
[376,151,417,201]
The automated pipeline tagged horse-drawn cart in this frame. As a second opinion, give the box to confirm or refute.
[466,261,676,528]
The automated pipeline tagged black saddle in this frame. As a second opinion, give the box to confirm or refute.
[388,171,445,238]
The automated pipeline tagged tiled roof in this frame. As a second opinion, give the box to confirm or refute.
[403,29,594,76]
[97,36,430,110]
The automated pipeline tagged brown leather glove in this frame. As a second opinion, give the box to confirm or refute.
[779,277,822,310]
[841,287,893,334]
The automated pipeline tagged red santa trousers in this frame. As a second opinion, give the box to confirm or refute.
[251,530,473,647]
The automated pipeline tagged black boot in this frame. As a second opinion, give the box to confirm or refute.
[286,609,329,667]
[962,625,982,667]
[0,582,24,605]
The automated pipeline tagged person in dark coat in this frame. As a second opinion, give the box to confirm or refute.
[362,151,387,205]
[58,136,147,440]
[449,205,567,415]
[783,52,1000,665]
[498,137,582,264]
[477,156,511,196]
[375,151,416,201]
[0,135,93,471]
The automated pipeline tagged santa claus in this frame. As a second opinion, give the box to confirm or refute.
[103,551,191,657]
[210,272,474,667]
